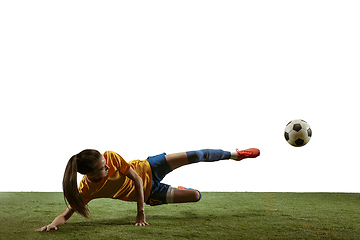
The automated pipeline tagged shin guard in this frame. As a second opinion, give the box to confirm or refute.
[186,149,231,164]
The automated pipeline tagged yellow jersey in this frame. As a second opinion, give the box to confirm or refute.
[78,151,153,205]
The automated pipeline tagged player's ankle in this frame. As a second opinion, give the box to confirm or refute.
[230,152,239,159]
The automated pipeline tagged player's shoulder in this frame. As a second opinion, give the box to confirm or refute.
[103,150,120,159]
[103,150,126,163]
[103,150,116,156]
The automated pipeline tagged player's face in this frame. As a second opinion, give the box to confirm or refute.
[88,156,109,179]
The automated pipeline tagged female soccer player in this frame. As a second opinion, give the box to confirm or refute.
[35,148,260,231]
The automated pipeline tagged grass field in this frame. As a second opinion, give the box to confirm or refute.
[0,192,359,239]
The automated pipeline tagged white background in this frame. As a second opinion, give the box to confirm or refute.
[1,1,359,192]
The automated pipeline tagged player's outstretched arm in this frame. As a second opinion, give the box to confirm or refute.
[35,207,75,232]
[126,168,149,226]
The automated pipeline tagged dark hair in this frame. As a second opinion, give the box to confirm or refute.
[62,149,101,218]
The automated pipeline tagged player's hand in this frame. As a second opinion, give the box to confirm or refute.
[35,224,58,232]
[135,210,149,226]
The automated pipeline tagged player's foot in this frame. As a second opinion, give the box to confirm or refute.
[235,148,260,161]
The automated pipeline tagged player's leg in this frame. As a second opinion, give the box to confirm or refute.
[166,187,202,203]
[165,152,188,171]
[164,148,260,204]
[146,183,202,206]
[165,149,231,170]
[146,148,260,205]
[165,148,260,171]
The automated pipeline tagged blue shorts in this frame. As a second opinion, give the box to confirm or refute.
[145,153,172,206]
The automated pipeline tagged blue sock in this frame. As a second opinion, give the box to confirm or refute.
[186,149,231,164]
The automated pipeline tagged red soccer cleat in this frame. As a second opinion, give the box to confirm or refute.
[236,148,260,161]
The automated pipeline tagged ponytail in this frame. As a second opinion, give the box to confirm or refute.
[63,155,90,218]
[62,149,101,219]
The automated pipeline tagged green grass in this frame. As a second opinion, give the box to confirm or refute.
[1,192,359,239]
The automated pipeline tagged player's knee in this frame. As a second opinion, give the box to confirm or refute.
[192,190,202,202]
[183,189,202,202]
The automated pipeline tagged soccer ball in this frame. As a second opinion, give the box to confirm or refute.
[284,119,312,147]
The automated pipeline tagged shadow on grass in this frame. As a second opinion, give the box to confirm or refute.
[62,217,134,231]
[63,210,235,229]
[64,208,269,229]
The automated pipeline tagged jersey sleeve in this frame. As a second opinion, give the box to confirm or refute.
[103,151,130,175]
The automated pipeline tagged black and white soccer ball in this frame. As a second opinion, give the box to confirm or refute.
[284,119,312,147]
